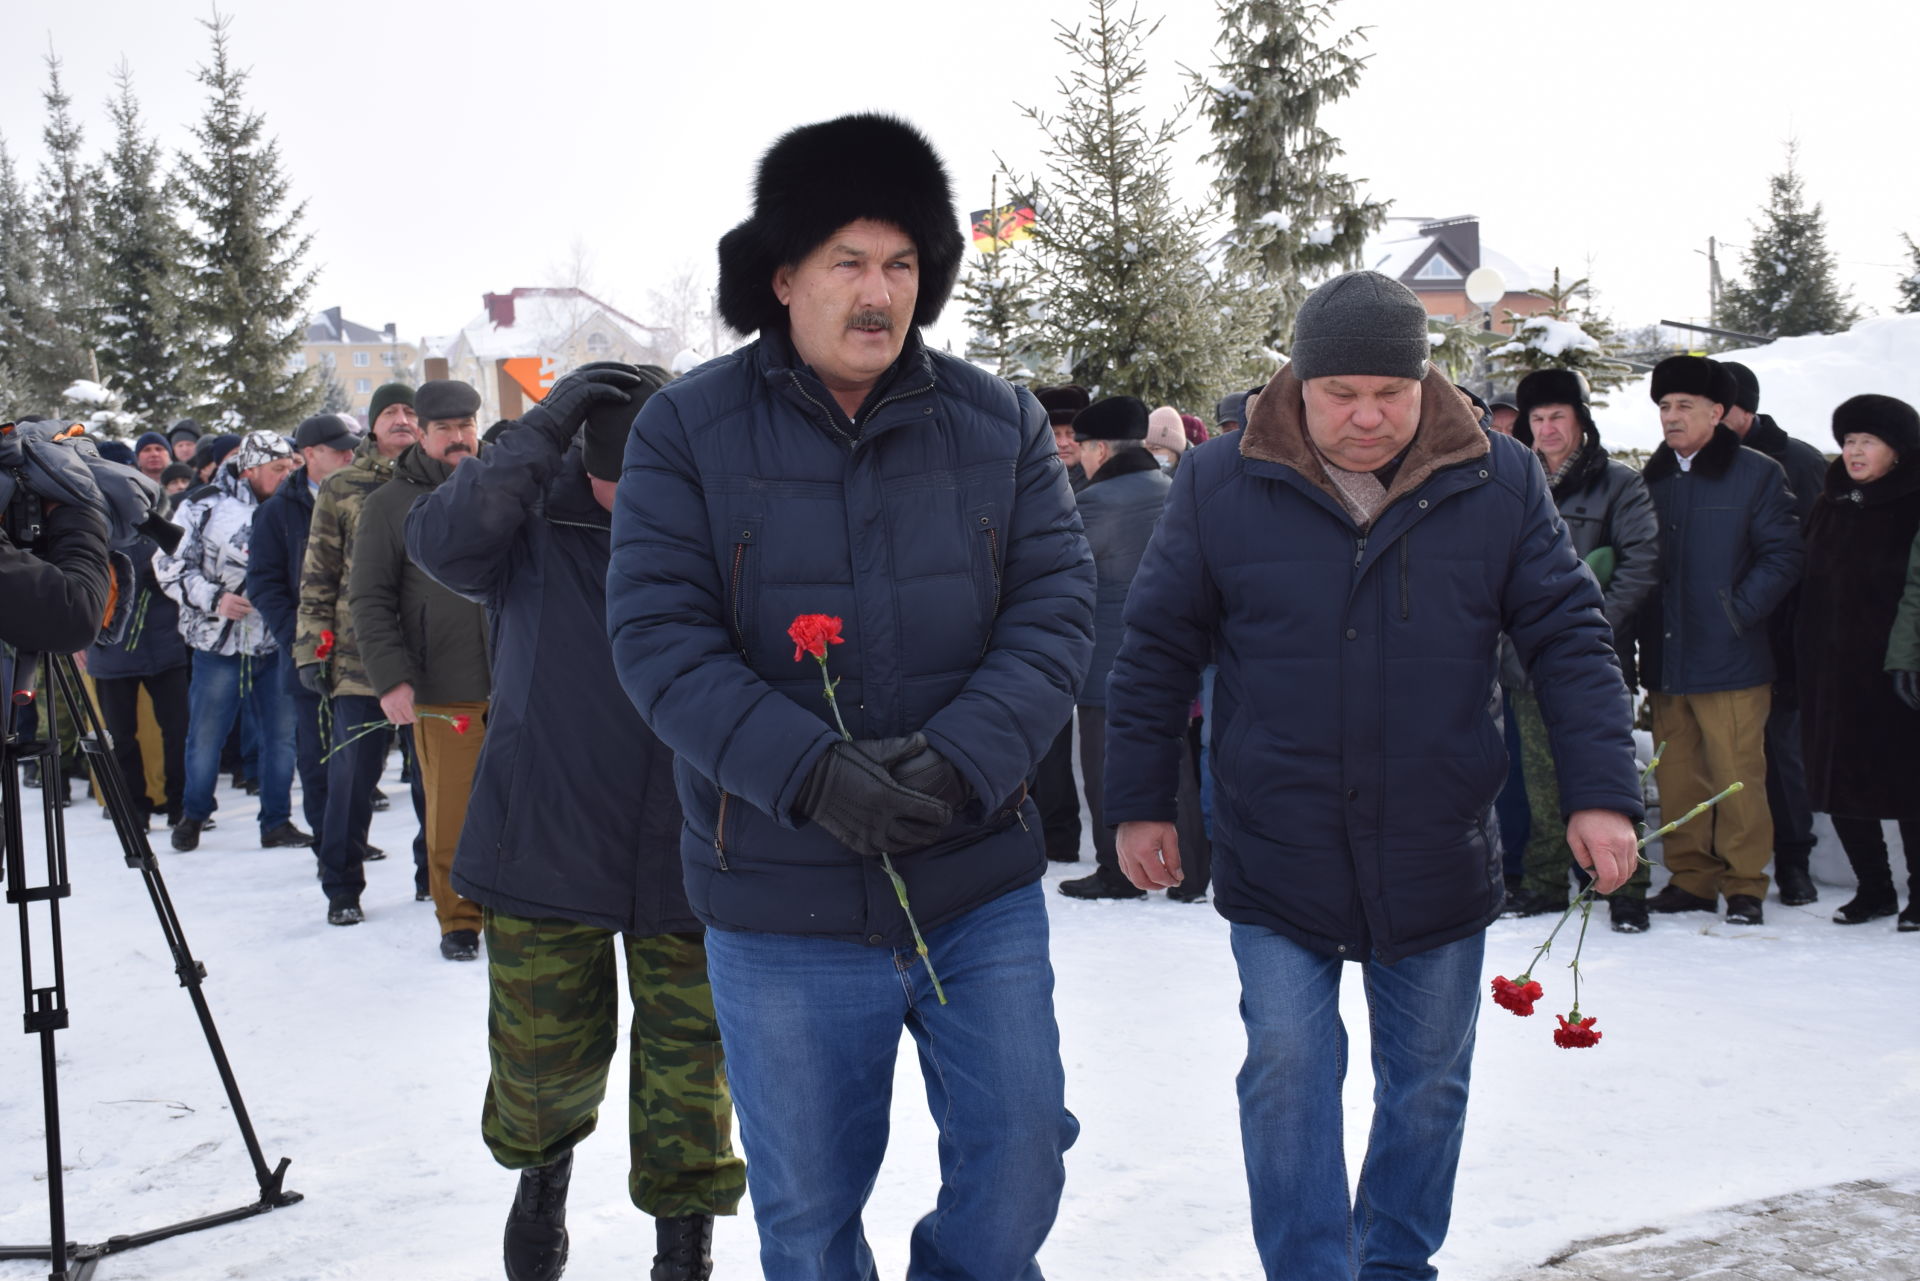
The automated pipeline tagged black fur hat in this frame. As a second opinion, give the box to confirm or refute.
[1649,355,1735,409]
[1719,361,1761,413]
[1832,394,1920,457]
[1512,367,1592,446]
[1073,395,1150,442]
[1035,384,1092,427]
[716,113,965,336]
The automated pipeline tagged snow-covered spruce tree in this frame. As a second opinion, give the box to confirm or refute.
[1719,143,1858,338]
[25,51,105,410]
[1194,0,1389,351]
[1013,0,1267,408]
[1487,269,1632,405]
[957,189,1050,383]
[0,133,48,417]
[175,11,319,432]
[1896,233,1920,314]
[95,63,196,427]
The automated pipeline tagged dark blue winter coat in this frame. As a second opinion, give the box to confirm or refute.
[1636,424,1803,695]
[246,469,315,656]
[1104,369,1644,964]
[1074,446,1171,706]
[407,423,696,937]
[606,329,1095,946]
[86,538,187,680]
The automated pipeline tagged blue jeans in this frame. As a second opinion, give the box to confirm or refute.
[183,649,294,832]
[1230,924,1484,1281]
[703,882,1076,1281]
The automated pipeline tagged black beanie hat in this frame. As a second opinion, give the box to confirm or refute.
[1512,367,1593,446]
[1289,270,1431,383]
[580,363,668,482]
[716,113,965,336]
[1035,384,1091,427]
[1720,361,1761,413]
[1073,395,1150,442]
[1832,394,1920,457]
[167,417,202,444]
[1649,356,1735,409]
[414,379,481,424]
[367,382,415,427]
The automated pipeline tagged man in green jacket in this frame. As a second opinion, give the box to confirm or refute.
[296,382,420,926]
[350,379,491,960]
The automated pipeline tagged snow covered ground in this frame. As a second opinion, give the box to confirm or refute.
[1592,313,1920,456]
[2,756,1916,1280]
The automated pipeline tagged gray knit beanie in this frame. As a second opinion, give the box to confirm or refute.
[1289,270,1431,383]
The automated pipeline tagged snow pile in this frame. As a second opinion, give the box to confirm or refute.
[1492,316,1600,360]
[1592,314,1920,453]
[670,347,707,376]
[2,752,1916,1280]
[59,379,114,406]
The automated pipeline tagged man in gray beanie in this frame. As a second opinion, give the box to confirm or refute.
[1103,269,1643,1279]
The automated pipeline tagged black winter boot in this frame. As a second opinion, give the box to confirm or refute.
[504,1151,572,1281]
[1057,868,1146,900]
[650,1213,714,1281]
[1774,851,1818,905]
[1833,888,1898,925]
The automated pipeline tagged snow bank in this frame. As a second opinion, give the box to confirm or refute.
[1592,314,1920,454]
[59,379,114,406]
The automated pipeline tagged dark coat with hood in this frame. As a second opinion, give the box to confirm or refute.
[606,328,1095,947]
[1076,444,1171,705]
[1636,424,1803,695]
[245,468,315,656]
[407,421,695,934]
[1744,413,1826,693]
[349,443,490,704]
[1795,456,1920,819]
[0,502,109,655]
[1103,367,1643,964]
[86,534,187,680]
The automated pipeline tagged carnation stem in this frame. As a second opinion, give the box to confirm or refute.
[318,718,389,763]
[1567,892,1593,1020]
[816,656,947,1005]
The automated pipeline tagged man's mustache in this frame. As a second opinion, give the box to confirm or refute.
[848,310,893,332]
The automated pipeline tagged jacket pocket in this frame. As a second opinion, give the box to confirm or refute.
[1716,587,1745,637]
[972,504,1003,656]
[712,791,732,871]
[725,516,762,661]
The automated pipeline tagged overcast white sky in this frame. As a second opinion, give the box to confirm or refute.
[3,0,1916,364]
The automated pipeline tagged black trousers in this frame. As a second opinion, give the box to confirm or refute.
[93,664,190,823]
[1033,719,1081,859]
[1764,689,1816,862]
[1829,816,1920,898]
[1078,704,1211,890]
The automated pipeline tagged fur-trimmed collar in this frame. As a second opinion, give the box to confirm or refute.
[1549,430,1611,501]
[1082,444,1163,486]
[1642,422,1742,484]
[1240,366,1489,516]
[1822,453,1920,508]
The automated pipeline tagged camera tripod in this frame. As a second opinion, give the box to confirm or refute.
[0,649,301,1281]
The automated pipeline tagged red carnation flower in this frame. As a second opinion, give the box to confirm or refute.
[1553,1013,1602,1049]
[788,614,845,662]
[451,715,471,735]
[1491,975,1544,1017]
[316,629,335,659]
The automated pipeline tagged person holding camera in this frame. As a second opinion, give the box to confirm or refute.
[155,430,310,852]
[0,485,110,657]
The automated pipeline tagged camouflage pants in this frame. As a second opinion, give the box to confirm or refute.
[481,911,746,1217]
[1512,687,1649,901]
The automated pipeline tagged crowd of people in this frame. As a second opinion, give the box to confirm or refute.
[6,106,1918,1281]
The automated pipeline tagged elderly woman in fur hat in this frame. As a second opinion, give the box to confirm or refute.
[1796,394,1920,930]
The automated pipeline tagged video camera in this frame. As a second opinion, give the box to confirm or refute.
[0,419,181,649]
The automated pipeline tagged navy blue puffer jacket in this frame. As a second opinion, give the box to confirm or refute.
[1104,369,1644,963]
[407,423,696,936]
[606,330,1095,946]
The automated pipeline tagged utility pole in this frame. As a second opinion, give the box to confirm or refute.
[1707,236,1722,329]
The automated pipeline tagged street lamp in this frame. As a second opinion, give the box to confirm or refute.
[1463,267,1506,398]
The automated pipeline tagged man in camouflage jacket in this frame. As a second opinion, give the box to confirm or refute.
[293,384,422,925]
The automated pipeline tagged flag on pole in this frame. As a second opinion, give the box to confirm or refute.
[970,201,1036,253]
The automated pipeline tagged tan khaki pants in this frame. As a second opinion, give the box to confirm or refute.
[1649,685,1774,900]
[413,700,487,935]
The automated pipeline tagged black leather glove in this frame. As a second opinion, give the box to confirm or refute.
[1895,670,1920,713]
[795,735,954,858]
[520,366,649,446]
[297,663,329,695]
[887,740,971,813]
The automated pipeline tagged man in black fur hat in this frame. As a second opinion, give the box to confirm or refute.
[1635,356,1803,926]
[605,114,1094,1280]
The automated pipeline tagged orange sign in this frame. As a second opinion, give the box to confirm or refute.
[501,357,561,402]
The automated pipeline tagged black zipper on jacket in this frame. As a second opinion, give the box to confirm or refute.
[728,540,749,659]
[855,378,936,432]
[1352,535,1368,568]
[980,524,1002,657]
[712,791,731,870]
[787,373,856,446]
[1399,539,1410,621]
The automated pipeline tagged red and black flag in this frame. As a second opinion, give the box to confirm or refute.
[970,201,1036,253]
